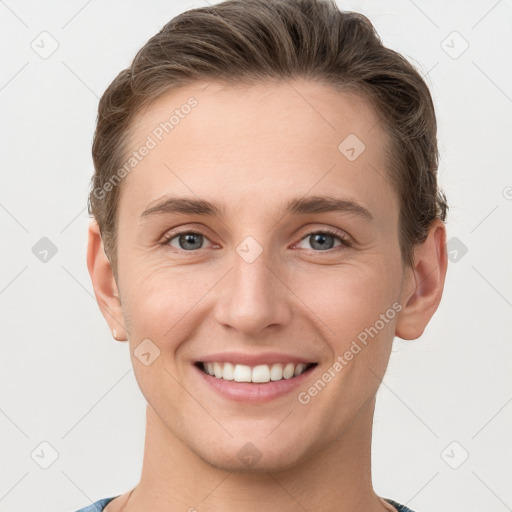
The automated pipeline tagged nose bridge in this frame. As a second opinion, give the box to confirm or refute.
[213,235,291,336]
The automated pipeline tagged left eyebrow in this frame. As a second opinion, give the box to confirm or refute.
[139,194,373,222]
[283,195,374,221]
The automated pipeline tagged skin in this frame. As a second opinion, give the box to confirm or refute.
[87,79,447,512]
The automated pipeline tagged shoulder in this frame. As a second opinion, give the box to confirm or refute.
[384,498,418,512]
[72,496,118,512]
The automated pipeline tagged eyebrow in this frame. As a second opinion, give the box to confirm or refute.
[140,194,373,222]
[284,195,373,221]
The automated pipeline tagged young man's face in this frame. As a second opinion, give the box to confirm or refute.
[98,80,422,472]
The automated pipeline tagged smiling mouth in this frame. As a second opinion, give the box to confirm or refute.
[195,361,317,383]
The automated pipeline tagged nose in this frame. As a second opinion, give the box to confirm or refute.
[213,245,292,338]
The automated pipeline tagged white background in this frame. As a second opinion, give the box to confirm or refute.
[1,1,511,511]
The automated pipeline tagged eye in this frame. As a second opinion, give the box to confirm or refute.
[162,231,214,251]
[295,229,350,252]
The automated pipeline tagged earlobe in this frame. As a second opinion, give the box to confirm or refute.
[86,220,127,341]
[395,219,448,340]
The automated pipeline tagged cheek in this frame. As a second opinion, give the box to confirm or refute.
[120,261,216,348]
[120,264,197,407]
[300,266,399,426]
[292,262,399,349]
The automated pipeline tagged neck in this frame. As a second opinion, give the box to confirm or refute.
[120,396,387,512]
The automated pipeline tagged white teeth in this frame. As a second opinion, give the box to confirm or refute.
[213,362,223,378]
[252,365,271,383]
[233,364,252,382]
[283,363,295,379]
[294,363,306,376]
[270,363,283,381]
[222,362,234,380]
[201,361,312,382]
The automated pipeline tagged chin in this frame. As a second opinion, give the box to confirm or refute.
[201,450,307,474]
[192,434,311,474]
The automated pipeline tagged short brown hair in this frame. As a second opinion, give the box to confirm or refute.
[89,0,448,277]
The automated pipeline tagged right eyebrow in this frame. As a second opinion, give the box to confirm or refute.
[140,196,224,220]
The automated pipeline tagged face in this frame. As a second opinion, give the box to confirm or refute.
[110,79,410,472]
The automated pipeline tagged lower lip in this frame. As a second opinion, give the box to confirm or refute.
[194,364,317,403]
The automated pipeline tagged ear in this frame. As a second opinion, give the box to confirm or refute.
[395,219,448,340]
[86,219,127,341]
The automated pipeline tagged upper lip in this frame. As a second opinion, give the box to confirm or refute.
[196,352,316,366]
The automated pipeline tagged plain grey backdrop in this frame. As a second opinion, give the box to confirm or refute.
[1,1,511,511]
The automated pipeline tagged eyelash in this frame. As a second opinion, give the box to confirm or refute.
[159,227,351,253]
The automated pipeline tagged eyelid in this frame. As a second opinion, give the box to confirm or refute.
[159,222,213,242]
[160,227,214,249]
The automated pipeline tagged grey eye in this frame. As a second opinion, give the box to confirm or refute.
[308,233,336,250]
[169,232,205,250]
[296,231,344,251]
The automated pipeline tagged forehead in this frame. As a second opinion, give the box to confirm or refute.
[129,79,386,155]
[121,79,397,224]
